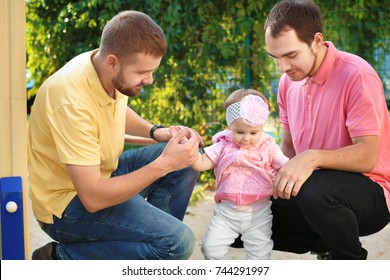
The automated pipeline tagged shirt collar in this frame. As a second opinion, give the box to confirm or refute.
[310,41,337,85]
[85,50,120,106]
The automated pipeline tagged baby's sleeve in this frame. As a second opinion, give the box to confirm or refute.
[271,143,289,170]
[204,141,223,165]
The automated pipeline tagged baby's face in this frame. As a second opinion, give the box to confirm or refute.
[229,119,263,149]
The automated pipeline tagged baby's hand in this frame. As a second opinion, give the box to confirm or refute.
[168,125,182,136]
[169,126,189,143]
[169,125,204,147]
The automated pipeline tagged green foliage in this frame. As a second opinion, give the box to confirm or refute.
[26,0,389,203]
[26,0,106,97]
[320,0,390,64]
[26,0,281,110]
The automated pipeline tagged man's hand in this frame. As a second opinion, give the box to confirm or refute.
[273,150,317,199]
[158,127,200,172]
[167,125,205,146]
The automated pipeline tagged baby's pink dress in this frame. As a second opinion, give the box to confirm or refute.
[204,130,289,205]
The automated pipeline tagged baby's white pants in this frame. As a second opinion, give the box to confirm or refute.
[201,199,273,260]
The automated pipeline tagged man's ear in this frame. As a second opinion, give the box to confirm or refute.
[312,32,323,48]
[106,54,119,72]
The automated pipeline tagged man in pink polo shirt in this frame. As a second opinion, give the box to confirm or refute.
[264,0,390,259]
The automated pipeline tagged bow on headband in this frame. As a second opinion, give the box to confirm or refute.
[226,94,270,127]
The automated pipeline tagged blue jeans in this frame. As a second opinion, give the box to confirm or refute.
[42,143,199,260]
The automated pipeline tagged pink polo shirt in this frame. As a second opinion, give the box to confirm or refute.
[278,41,390,212]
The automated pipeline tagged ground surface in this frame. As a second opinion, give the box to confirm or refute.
[29,191,390,260]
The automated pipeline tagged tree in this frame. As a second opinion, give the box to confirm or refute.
[27,0,388,122]
[26,0,281,122]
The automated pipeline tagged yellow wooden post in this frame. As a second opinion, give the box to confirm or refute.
[0,0,29,259]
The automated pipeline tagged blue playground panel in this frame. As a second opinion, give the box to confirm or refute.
[0,176,25,260]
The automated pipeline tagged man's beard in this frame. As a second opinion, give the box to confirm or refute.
[287,46,318,81]
[307,45,318,77]
[112,71,143,97]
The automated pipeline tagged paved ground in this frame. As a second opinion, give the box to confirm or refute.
[29,192,390,260]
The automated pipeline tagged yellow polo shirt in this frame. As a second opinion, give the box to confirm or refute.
[27,50,128,224]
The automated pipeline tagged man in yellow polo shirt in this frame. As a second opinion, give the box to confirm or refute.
[28,10,202,260]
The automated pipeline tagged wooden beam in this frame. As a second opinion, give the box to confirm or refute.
[0,0,29,259]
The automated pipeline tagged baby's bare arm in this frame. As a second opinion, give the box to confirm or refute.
[192,152,215,171]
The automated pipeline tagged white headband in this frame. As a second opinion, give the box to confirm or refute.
[226,94,270,127]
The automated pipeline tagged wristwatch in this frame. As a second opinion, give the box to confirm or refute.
[149,124,165,142]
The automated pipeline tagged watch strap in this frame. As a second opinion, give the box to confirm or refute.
[149,124,165,142]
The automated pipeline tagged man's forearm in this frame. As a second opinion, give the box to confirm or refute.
[305,136,378,173]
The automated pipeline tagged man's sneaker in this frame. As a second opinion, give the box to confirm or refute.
[310,251,331,260]
[32,242,57,260]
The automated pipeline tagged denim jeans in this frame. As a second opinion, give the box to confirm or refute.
[42,143,199,260]
[271,169,390,259]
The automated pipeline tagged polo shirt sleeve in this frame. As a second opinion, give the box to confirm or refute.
[277,74,290,131]
[48,104,101,165]
[345,71,383,138]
